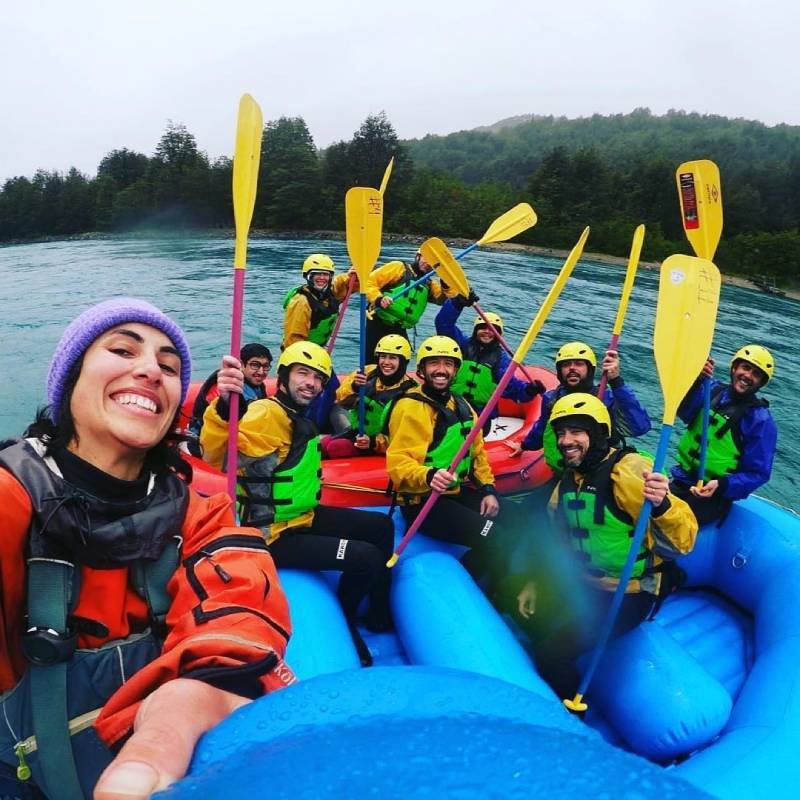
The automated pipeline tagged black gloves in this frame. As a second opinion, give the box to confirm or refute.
[524,379,546,398]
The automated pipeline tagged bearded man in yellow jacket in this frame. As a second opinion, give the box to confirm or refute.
[512,393,698,697]
[201,341,394,662]
[386,335,511,584]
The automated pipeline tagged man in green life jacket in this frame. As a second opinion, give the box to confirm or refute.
[670,344,778,525]
[200,340,395,657]
[323,334,417,458]
[510,341,652,471]
[509,392,697,699]
[386,335,512,586]
[364,250,454,356]
[282,254,354,350]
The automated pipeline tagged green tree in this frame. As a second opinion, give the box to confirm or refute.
[257,117,321,230]
[149,122,211,226]
[97,148,150,189]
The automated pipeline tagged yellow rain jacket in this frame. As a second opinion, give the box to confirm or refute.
[336,365,417,453]
[282,272,352,350]
[201,396,317,542]
[386,385,495,503]
[365,260,453,306]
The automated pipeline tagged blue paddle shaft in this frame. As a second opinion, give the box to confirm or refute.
[358,294,366,434]
[697,378,712,483]
[455,243,478,259]
[391,269,432,300]
[390,241,479,301]
[576,423,674,697]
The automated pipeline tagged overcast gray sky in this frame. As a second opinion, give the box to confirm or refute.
[2,0,797,182]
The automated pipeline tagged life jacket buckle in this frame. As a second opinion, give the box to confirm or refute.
[21,626,78,665]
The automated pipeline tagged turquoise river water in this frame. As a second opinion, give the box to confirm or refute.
[0,236,796,511]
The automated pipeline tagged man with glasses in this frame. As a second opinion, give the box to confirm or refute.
[188,343,272,449]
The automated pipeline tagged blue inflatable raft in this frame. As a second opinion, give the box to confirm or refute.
[162,495,800,800]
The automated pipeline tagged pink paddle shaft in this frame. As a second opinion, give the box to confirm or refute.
[225,268,246,503]
[474,304,536,384]
[327,273,356,354]
[596,332,619,401]
[392,364,518,559]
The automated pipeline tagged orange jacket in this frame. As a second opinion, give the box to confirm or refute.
[0,468,295,747]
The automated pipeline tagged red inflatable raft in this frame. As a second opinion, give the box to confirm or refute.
[178,366,557,507]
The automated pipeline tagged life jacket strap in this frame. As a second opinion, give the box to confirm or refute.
[25,558,85,799]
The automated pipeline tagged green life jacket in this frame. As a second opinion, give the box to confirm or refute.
[392,392,475,490]
[283,285,339,346]
[348,372,418,436]
[0,439,188,799]
[451,339,501,409]
[238,399,322,526]
[558,447,648,580]
[375,264,429,328]
[676,385,768,482]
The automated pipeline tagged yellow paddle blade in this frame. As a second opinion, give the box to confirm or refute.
[611,224,645,335]
[232,94,263,269]
[654,254,721,425]
[477,202,538,246]
[676,160,723,260]
[514,226,590,361]
[419,237,470,297]
[345,187,384,287]
[379,157,394,196]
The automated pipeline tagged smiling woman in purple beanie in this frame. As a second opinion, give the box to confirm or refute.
[0,298,295,800]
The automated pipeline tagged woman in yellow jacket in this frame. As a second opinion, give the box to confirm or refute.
[324,334,417,458]
[512,393,698,698]
[200,341,394,658]
[386,335,511,584]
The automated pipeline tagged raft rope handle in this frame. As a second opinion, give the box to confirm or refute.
[520,453,545,481]
[732,548,750,569]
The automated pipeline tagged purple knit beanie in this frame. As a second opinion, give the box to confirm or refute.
[47,298,192,423]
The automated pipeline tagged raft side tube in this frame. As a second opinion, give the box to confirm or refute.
[394,551,555,699]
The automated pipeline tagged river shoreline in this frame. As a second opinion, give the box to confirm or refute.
[3,228,798,301]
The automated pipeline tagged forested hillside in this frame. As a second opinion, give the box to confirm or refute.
[1,109,798,284]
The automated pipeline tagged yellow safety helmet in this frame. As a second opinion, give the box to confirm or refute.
[730,344,774,385]
[555,341,597,368]
[416,335,462,367]
[302,254,335,275]
[277,341,333,381]
[549,392,611,437]
[473,312,504,334]
[375,334,412,360]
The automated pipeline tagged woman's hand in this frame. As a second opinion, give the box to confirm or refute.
[94,679,249,799]
[691,479,719,498]
[352,371,368,386]
[379,296,393,309]
[217,355,244,402]
[354,434,371,450]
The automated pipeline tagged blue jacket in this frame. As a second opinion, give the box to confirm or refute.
[435,299,537,418]
[670,379,777,500]
[521,381,652,451]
